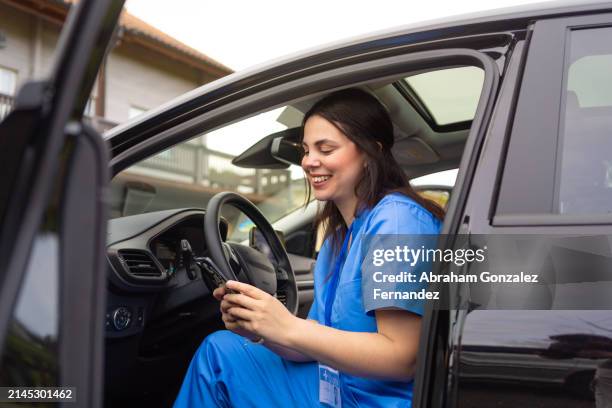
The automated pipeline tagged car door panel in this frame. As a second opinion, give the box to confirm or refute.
[0,1,123,407]
[418,13,612,408]
[59,122,110,405]
[410,47,501,408]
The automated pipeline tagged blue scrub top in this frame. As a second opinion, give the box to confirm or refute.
[307,192,441,407]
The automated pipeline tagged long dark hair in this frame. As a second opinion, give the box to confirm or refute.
[301,88,445,255]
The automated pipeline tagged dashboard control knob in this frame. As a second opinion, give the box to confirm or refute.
[112,307,132,331]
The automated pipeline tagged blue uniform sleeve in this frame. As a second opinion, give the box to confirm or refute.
[360,198,441,316]
[306,298,318,320]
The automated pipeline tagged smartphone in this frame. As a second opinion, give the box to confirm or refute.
[198,257,238,294]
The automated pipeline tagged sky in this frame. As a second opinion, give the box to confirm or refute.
[123,0,554,185]
[124,0,556,72]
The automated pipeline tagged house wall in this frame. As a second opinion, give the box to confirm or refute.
[39,19,59,78]
[0,2,62,86]
[0,3,34,88]
[0,2,207,126]
[105,41,203,124]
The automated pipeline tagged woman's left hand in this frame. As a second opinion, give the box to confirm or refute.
[223,280,297,346]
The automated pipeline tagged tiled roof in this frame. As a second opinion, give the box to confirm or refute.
[118,11,233,75]
[11,0,233,75]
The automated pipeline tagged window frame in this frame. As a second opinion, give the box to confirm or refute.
[0,1,122,405]
[493,13,612,227]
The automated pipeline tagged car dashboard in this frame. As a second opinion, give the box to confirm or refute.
[105,209,228,338]
[104,208,315,403]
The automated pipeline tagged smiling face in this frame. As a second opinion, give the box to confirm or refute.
[301,115,367,212]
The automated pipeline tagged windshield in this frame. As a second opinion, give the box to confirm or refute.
[109,106,308,241]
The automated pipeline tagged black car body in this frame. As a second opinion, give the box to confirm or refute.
[1,0,612,407]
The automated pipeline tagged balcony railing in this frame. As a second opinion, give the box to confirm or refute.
[133,143,291,195]
[0,93,116,133]
[0,92,14,121]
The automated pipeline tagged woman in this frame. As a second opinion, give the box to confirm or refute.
[174,88,444,407]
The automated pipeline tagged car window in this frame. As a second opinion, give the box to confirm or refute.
[416,188,451,210]
[404,67,484,126]
[0,232,60,388]
[496,23,612,219]
[411,169,458,187]
[411,169,457,210]
[557,27,612,214]
[110,106,308,242]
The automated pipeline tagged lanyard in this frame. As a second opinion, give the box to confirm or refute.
[324,222,355,327]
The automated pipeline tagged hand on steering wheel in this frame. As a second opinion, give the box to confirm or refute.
[204,192,299,316]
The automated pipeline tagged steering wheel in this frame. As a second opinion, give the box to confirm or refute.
[204,192,299,315]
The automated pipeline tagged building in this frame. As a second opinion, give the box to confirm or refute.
[0,0,233,130]
[0,0,296,218]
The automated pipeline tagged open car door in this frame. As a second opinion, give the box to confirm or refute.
[0,1,124,406]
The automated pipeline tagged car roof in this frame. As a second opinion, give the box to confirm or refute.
[329,0,612,45]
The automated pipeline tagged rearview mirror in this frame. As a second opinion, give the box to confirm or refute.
[232,127,302,169]
[271,136,302,166]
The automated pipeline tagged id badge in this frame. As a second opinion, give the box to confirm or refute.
[319,364,342,407]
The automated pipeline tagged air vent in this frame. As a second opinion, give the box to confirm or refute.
[118,250,162,278]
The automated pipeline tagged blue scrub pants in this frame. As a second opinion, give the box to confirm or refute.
[174,330,319,407]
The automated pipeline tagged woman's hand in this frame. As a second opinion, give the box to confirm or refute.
[213,285,258,340]
[221,280,298,346]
